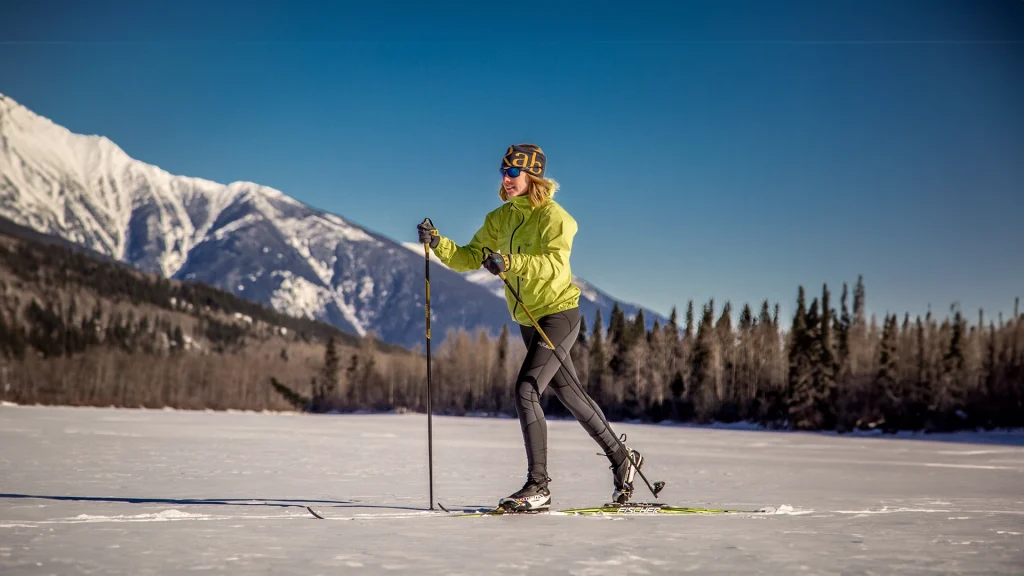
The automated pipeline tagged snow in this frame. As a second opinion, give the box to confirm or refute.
[358,275,375,301]
[269,270,332,320]
[1,404,1022,574]
[268,270,368,336]
[568,276,599,303]
[0,92,256,277]
[208,212,263,241]
[1,92,376,290]
[330,285,367,336]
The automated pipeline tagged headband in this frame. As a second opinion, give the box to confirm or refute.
[501,145,546,177]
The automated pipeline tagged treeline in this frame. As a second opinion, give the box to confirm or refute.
[0,235,382,349]
[292,277,1022,433]
[766,280,1022,432]
[1,291,242,359]
[0,283,419,411]
[0,230,417,410]
[271,334,427,414]
[3,224,1020,433]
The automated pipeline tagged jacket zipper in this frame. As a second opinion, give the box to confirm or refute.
[509,205,526,319]
[515,246,522,317]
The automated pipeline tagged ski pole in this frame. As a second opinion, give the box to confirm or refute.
[485,251,666,499]
[422,218,436,511]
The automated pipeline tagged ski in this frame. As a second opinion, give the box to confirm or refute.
[441,502,777,517]
[445,506,552,517]
[560,502,777,515]
[308,502,777,519]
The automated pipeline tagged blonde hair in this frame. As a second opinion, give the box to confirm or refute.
[498,144,559,208]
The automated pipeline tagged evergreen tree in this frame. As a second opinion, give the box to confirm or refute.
[816,284,837,429]
[876,314,901,431]
[736,303,755,417]
[899,312,915,384]
[64,296,79,356]
[588,309,606,402]
[645,318,671,420]
[716,302,733,337]
[752,299,781,422]
[570,315,589,398]
[684,300,695,343]
[739,304,754,332]
[607,303,629,388]
[689,300,717,422]
[662,305,682,381]
[577,314,589,348]
[608,303,626,347]
[787,287,816,429]
[0,308,9,359]
[850,275,867,373]
[665,304,687,418]
[853,275,866,327]
[1007,297,1015,368]
[321,336,341,400]
[983,321,998,413]
[934,307,967,429]
[494,323,510,412]
[913,315,930,426]
[8,309,26,360]
[715,301,735,418]
[838,283,851,376]
[630,309,646,346]
[758,300,772,328]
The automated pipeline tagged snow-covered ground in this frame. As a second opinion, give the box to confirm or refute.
[1,405,1022,574]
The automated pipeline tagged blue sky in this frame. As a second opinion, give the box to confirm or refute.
[2,0,1022,324]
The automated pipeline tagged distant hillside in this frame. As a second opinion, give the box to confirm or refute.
[0,219,424,410]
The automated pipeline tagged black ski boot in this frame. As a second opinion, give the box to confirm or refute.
[498,477,551,511]
[609,435,644,504]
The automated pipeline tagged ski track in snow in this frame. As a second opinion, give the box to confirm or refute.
[1,404,1023,574]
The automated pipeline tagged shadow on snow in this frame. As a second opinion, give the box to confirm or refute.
[0,493,431,512]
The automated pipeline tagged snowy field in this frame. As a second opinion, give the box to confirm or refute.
[1,404,1023,574]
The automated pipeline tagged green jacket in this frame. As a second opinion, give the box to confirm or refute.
[432,194,581,326]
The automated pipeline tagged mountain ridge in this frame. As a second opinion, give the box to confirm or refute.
[0,92,670,347]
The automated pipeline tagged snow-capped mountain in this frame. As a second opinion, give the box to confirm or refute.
[0,92,667,347]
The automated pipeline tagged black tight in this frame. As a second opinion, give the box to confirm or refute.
[514,307,625,483]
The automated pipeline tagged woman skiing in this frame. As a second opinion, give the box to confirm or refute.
[416,143,645,511]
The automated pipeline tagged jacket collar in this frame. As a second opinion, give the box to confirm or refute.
[509,194,538,213]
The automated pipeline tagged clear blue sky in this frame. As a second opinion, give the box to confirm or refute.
[2,0,1022,325]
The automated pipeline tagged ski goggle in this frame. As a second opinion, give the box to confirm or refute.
[500,167,523,178]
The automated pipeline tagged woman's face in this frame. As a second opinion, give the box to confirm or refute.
[502,169,529,197]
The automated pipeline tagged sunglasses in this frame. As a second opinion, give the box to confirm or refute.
[500,167,523,178]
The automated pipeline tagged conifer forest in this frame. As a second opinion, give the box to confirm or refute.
[1,232,1021,434]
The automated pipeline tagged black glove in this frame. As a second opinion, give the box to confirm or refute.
[417,218,440,249]
[481,251,510,276]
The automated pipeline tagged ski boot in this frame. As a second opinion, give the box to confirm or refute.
[609,435,644,505]
[498,477,551,512]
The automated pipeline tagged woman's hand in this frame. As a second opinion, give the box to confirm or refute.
[482,251,510,276]
[417,219,440,249]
